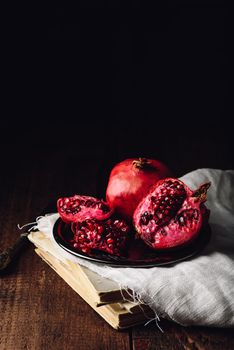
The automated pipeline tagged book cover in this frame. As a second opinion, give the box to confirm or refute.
[35,247,154,329]
[28,231,132,305]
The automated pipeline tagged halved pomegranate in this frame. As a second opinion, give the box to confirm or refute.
[133,178,211,249]
[57,195,113,223]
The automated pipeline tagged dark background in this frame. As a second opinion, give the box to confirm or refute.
[1,5,233,349]
[1,2,232,198]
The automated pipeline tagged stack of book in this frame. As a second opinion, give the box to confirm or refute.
[28,231,154,330]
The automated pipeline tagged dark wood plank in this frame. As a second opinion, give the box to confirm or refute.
[0,145,130,350]
[132,319,234,350]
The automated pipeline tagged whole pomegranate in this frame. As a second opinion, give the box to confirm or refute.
[133,178,211,250]
[106,158,173,222]
[71,218,130,256]
[57,195,113,223]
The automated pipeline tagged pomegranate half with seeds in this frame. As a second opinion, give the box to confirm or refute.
[71,218,130,256]
[133,178,211,250]
[106,157,173,222]
[57,195,112,223]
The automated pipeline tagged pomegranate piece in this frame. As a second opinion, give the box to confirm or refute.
[133,178,211,249]
[71,218,130,256]
[106,157,173,222]
[57,195,113,223]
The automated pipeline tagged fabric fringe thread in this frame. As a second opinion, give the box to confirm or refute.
[17,213,55,233]
[119,283,164,332]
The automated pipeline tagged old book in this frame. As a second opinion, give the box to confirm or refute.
[28,231,154,329]
[28,231,132,306]
[34,247,154,329]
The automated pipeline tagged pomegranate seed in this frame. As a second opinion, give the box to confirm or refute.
[97,225,103,234]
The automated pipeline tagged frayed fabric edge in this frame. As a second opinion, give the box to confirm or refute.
[112,282,164,332]
[17,215,45,232]
[18,213,57,234]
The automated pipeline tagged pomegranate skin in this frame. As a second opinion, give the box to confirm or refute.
[106,158,173,222]
[57,195,113,223]
[133,178,211,250]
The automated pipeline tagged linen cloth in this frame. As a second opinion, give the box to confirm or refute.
[35,169,234,327]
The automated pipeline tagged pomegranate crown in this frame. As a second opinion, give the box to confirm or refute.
[132,158,153,170]
[192,182,211,203]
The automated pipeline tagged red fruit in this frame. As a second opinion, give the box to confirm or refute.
[133,178,211,250]
[106,158,173,222]
[57,195,112,223]
[71,218,130,256]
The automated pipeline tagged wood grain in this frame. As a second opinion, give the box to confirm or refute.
[132,320,234,350]
[0,146,130,350]
[1,144,233,350]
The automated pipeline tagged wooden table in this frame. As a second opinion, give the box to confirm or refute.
[0,141,233,350]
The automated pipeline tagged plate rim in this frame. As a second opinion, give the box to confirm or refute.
[52,217,211,268]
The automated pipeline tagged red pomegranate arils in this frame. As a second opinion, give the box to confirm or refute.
[57,195,113,223]
[71,218,130,256]
[133,178,211,250]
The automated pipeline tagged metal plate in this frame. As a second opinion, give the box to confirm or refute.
[53,218,211,268]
